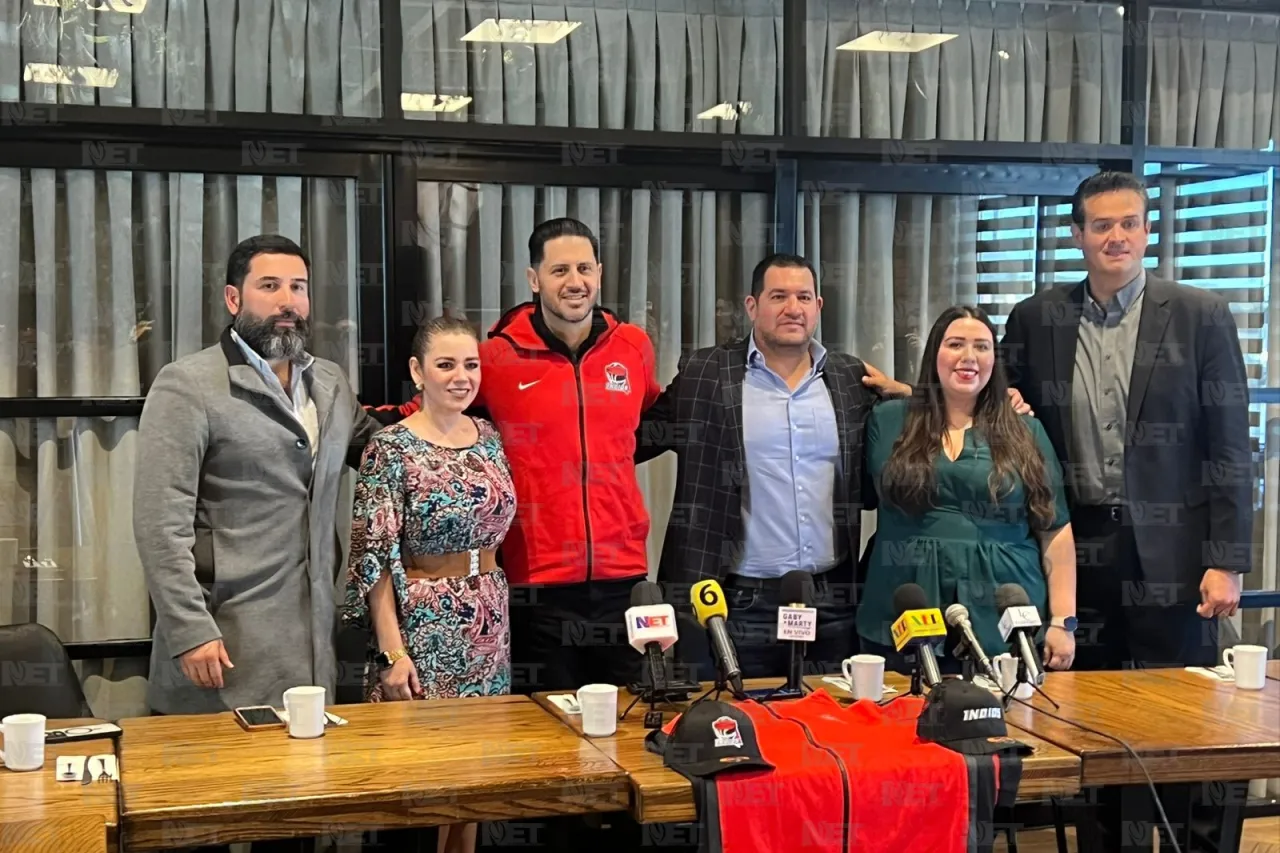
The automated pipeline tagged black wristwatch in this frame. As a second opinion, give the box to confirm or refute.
[1049,616,1078,632]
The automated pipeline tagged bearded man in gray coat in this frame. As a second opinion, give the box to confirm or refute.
[135,234,381,716]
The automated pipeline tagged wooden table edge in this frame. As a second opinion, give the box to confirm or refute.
[1077,743,1280,788]
[526,692,641,802]
[0,815,110,853]
[121,785,633,851]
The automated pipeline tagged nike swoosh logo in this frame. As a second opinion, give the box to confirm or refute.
[518,380,540,391]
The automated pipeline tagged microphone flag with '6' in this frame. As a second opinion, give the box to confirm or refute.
[691,579,746,698]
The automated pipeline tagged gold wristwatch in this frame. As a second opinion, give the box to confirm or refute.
[375,647,408,669]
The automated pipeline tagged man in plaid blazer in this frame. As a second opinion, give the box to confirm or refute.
[636,253,911,681]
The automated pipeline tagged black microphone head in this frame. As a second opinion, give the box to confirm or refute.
[892,583,929,616]
[779,570,815,607]
[994,583,1031,612]
[631,580,665,607]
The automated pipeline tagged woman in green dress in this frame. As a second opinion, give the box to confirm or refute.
[858,305,1077,674]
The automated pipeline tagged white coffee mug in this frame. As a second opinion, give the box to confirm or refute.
[993,654,1033,699]
[842,654,886,701]
[994,653,1018,691]
[1223,644,1268,691]
[0,713,47,772]
[576,684,618,737]
[283,686,326,739]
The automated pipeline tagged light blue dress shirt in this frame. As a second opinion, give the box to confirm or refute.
[736,334,842,579]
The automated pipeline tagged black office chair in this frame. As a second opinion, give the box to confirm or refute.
[0,622,92,718]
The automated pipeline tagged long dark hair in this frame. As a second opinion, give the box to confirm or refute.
[880,306,1057,530]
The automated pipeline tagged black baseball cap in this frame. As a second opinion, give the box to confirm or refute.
[916,678,1033,756]
[645,699,774,778]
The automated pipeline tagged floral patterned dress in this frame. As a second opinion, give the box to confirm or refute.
[342,419,517,701]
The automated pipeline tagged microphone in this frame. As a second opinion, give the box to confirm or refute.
[690,579,746,698]
[626,581,679,700]
[996,583,1044,687]
[890,583,945,690]
[776,571,817,695]
[944,603,1000,685]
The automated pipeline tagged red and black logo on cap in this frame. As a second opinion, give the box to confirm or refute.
[645,699,774,778]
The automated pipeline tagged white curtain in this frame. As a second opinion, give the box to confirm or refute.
[0,170,361,719]
[399,0,784,135]
[0,0,381,116]
[805,0,1123,143]
[413,182,771,573]
[1147,8,1280,150]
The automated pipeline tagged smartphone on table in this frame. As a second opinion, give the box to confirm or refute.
[233,705,285,731]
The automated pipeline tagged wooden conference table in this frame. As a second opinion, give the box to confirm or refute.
[532,676,1084,824]
[1002,669,1280,788]
[115,694,628,850]
[3,669,1276,848]
[2,696,628,851]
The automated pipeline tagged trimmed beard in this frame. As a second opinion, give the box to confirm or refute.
[536,285,595,325]
[233,309,310,362]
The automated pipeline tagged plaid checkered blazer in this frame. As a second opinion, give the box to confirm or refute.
[637,335,878,599]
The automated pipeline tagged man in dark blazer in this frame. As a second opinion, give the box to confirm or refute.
[636,253,911,681]
[1002,171,1251,672]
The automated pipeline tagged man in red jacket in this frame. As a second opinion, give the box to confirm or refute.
[479,217,662,694]
[370,218,661,694]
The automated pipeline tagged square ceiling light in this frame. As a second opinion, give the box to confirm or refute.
[23,62,118,87]
[401,93,473,113]
[837,31,957,53]
[697,102,752,121]
[34,0,148,11]
[461,18,581,45]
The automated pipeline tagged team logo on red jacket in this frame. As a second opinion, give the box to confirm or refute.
[712,715,743,748]
[604,361,631,394]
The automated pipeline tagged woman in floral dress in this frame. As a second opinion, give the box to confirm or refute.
[342,315,516,853]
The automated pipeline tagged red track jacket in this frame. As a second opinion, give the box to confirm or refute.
[369,303,661,585]
[479,302,661,585]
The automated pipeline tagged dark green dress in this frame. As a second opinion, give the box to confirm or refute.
[857,399,1071,657]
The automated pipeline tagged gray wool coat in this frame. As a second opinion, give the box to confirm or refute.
[134,328,379,715]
